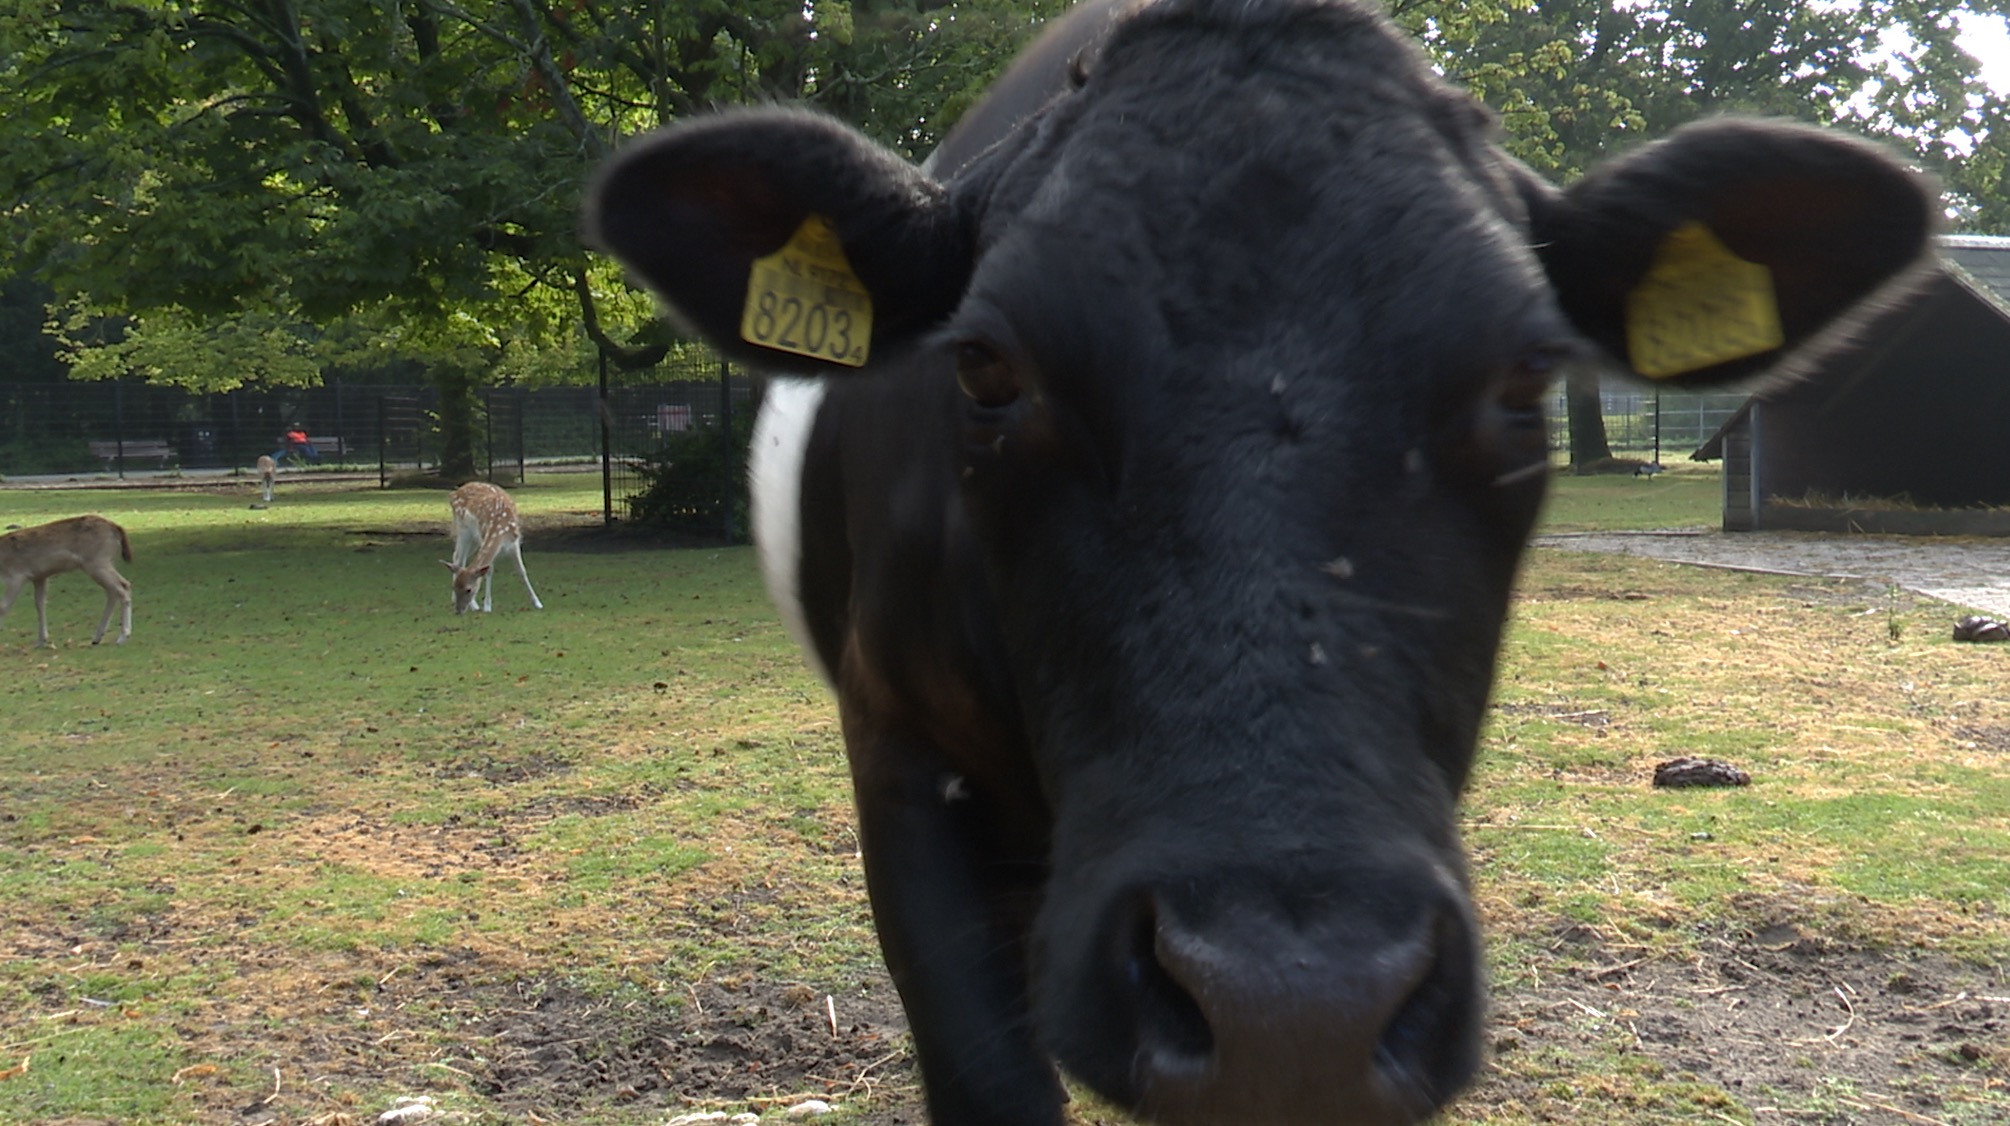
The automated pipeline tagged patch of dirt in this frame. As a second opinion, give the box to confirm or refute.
[1495,701,1614,728]
[429,750,574,783]
[1475,924,2010,1121]
[106,906,2005,1125]
[292,810,532,885]
[337,933,2003,1124]
[508,792,645,820]
[1948,724,2010,754]
[459,976,916,1119]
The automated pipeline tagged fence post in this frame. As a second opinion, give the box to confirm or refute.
[331,377,345,467]
[112,379,127,479]
[599,350,614,526]
[483,386,495,483]
[718,359,736,541]
[514,388,526,484]
[1652,389,1661,466]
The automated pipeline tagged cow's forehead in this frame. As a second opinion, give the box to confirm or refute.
[958,0,1533,313]
[945,23,1549,414]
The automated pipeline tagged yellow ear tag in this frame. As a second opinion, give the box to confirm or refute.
[1625,221,1784,379]
[740,215,873,367]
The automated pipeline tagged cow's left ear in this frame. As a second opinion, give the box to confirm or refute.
[585,108,974,373]
[1524,118,1935,385]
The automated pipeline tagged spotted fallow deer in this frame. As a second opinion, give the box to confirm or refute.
[0,514,134,646]
[442,482,542,614]
[256,455,277,503]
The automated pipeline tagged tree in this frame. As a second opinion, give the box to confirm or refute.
[0,0,1063,477]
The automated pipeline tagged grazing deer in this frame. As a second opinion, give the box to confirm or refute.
[0,515,134,647]
[442,482,542,614]
[256,455,277,503]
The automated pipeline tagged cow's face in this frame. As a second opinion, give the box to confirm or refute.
[587,2,1928,1121]
[940,13,1560,1118]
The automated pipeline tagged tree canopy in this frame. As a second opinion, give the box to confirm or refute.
[5,0,2010,418]
[1407,0,2010,226]
[2,1,1066,370]
[0,0,1069,470]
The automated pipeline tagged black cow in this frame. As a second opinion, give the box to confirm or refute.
[585,1,1930,1122]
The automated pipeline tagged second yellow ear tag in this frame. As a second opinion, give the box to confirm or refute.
[1625,222,1784,379]
[740,215,873,367]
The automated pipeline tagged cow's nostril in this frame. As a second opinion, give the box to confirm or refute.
[1118,895,1212,1067]
[1109,885,1483,1126]
[1375,910,1481,1113]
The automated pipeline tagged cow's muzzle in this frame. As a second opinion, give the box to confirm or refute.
[1043,861,1482,1126]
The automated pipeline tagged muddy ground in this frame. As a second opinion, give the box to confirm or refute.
[131,916,2003,1125]
[468,934,2006,1125]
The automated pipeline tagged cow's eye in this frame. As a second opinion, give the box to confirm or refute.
[1502,345,1568,419]
[956,340,1021,408]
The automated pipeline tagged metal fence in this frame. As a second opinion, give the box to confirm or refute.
[0,354,755,534]
[1545,385,1747,462]
[0,379,387,477]
[2,370,1732,522]
[601,355,754,538]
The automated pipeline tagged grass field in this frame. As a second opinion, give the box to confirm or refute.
[1,465,2006,1125]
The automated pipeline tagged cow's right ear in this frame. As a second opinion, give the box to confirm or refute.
[1519,119,1934,387]
[585,109,975,373]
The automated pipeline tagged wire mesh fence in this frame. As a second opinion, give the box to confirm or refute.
[0,354,755,535]
[2,372,1733,527]
[0,379,385,477]
[1544,386,1747,462]
[602,355,754,538]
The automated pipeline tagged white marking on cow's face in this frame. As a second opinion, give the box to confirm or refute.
[750,377,834,688]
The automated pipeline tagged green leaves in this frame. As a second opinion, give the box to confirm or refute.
[1408,0,2010,217]
[0,0,1069,392]
[55,305,326,390]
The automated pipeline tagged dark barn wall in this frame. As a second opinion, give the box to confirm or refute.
[1755,285,2010,509]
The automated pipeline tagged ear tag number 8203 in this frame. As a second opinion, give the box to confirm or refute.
[740,215,873,367]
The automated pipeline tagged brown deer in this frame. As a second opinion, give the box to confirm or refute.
[256,455,277,503]
[0,515,134,646]
[442,482,542,614]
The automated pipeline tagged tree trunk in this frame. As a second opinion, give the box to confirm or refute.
[1565,370,1613,471]
[434,363,479,481]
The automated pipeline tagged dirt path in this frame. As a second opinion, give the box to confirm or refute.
[1534,530,2010,620]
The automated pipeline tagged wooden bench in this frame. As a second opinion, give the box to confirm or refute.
[88,439,177,470]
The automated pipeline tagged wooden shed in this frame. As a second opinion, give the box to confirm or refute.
[1691,236,2010,534]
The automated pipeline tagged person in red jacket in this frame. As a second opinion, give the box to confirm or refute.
[270,425,319,465]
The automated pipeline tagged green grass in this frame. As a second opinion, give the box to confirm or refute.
[1,471,2006,1124]
[1,473,865,1123]
[1536,459,1721,531]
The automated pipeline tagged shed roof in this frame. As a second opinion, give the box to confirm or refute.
[1941,235,2010,311]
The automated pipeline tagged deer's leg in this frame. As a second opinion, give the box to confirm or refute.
[450,521,476,570]
[480,568,493,612]
[0,576,21,638]
[32,577,51,647]
[86,563,132,645]
[508,541,542,609]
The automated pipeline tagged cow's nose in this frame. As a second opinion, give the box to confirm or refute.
[1110,884,1480,1126]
